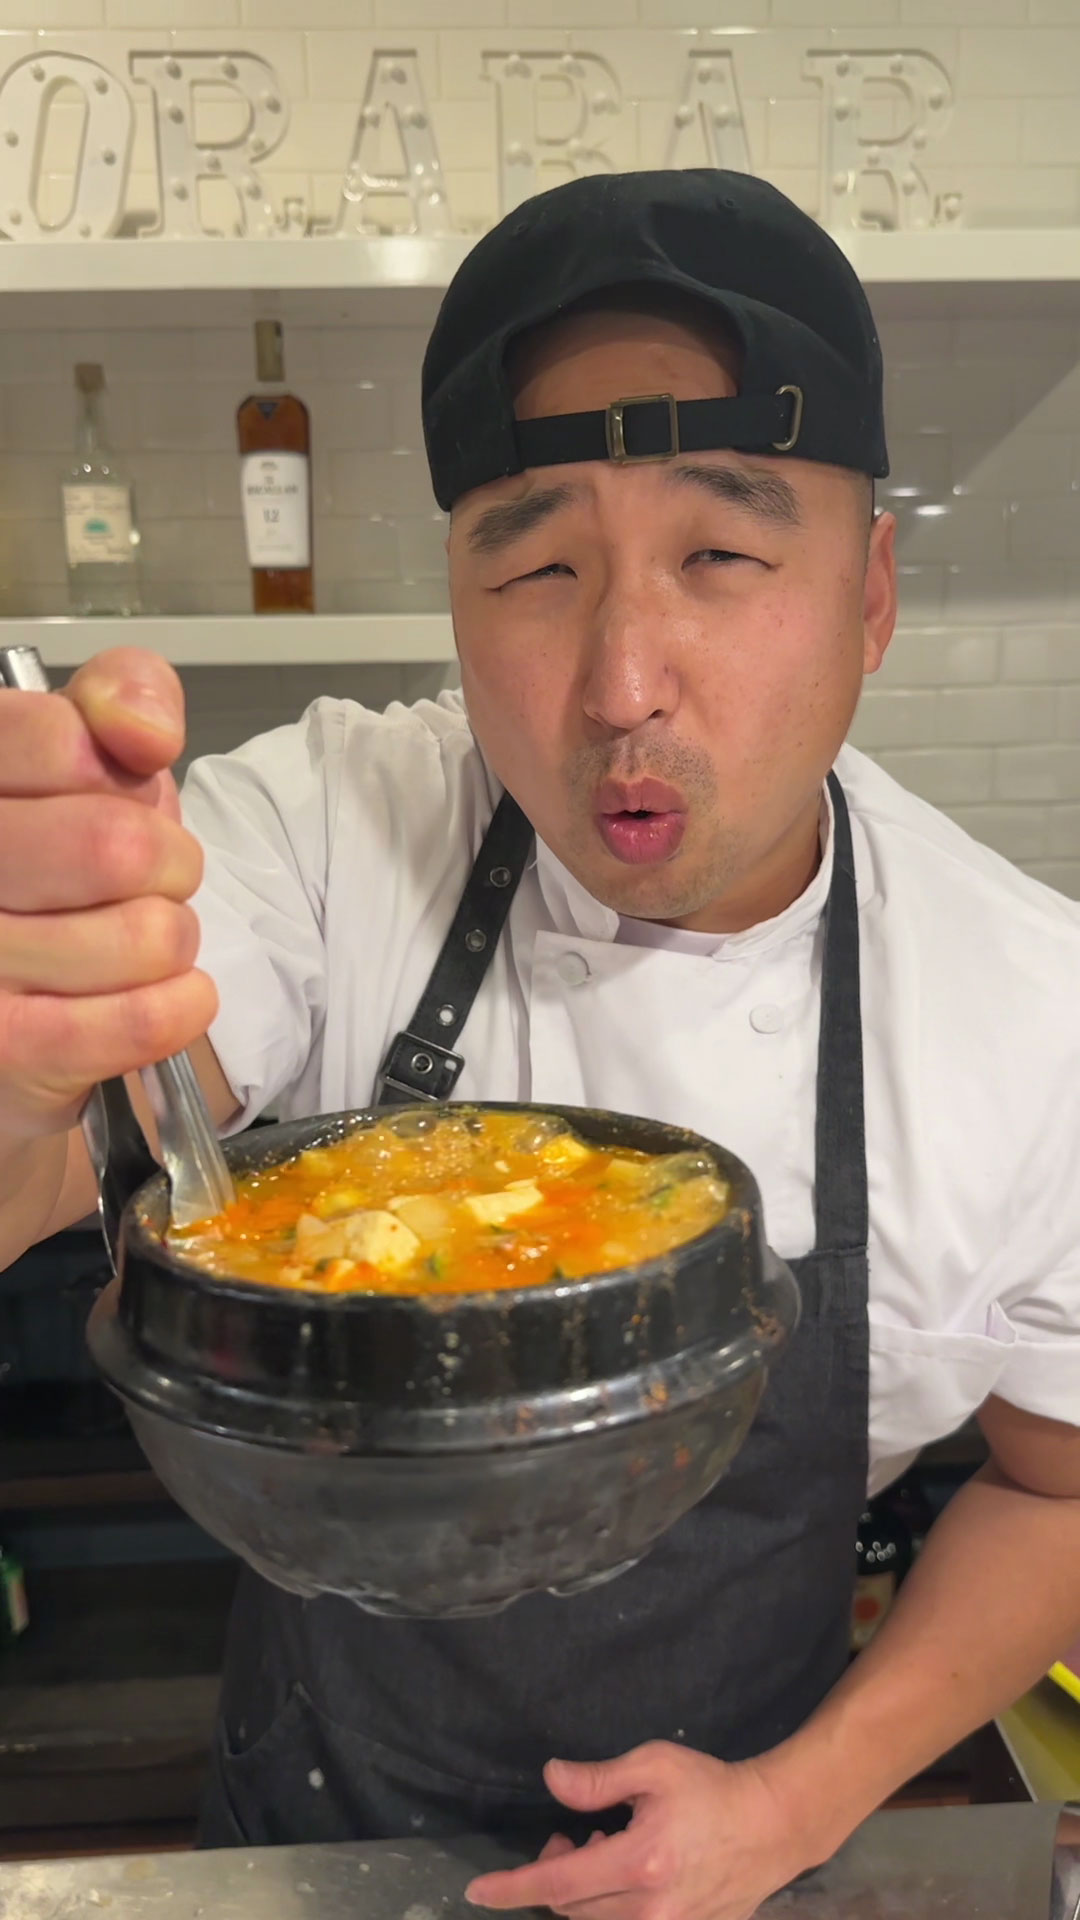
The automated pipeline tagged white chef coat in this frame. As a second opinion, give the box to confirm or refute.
[182,688,1080,1496]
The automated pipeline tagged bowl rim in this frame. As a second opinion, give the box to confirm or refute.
[121,1099,762,1315]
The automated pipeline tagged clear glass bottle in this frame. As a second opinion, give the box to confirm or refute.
[61,363,142,617]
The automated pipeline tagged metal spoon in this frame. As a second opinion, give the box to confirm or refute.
[0,643,235,1252]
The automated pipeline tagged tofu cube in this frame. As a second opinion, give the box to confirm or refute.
[538,1135,591,1172]
[388,1193,454,1241]
[342,1209,420,1273]
[295,1208,419,1273]
[295,1212,349,1260]
[463,1182,543,1227]
[603,1157,647,1185]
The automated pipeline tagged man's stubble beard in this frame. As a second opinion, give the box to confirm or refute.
[561,734,751,924]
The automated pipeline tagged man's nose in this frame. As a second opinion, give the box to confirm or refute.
[580,577,680,735]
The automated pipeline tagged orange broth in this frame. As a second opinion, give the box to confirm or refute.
[170,1109,730,1296]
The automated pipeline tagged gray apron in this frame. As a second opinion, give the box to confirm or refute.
[198,772,869,1850]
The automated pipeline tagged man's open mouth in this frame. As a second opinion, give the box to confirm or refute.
[594,779,687,866]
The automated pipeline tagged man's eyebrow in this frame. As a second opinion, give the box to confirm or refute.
[465,483,581,555]
[666,462,803,527]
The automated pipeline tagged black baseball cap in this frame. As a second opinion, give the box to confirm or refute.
[422,168,889,512]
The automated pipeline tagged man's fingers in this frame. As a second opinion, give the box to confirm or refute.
[0,796,203,911]
[0,898,201,995]
[0,972,220,1132]
[545,1748,672,1813]
[0,649,198,1144]
[538,1836,576,1863]
[467,1832,640,1912]
[64,647,185,777]
[549,1897,640,1920]
[534,1831,615,1881]
[0,689,164,801]
[155,766,182,826]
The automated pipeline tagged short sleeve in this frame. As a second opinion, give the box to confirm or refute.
[181,701,342,1130]
[992,1046,1080,1430]
[993,1269,1080,1428]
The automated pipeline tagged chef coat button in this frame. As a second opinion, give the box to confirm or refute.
[557,952,590,987]
[750,1004,783,1034]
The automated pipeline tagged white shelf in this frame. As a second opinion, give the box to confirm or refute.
[0,234,473,296]
[0,613,456,668]
[838,226,1080,285]
[3,227,1080,302]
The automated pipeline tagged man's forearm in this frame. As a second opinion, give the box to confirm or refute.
[0,1128,71,1269]
[767,1463,1080,1860]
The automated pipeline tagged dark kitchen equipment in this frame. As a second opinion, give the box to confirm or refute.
[85,1102,799,1619]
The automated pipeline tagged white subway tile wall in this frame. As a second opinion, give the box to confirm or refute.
[1,4,1079,892]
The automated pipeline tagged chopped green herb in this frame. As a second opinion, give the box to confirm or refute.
[314,1257,334,1273]
[426,1251,448,1279]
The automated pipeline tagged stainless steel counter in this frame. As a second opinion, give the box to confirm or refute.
[1,1806,1078,1920]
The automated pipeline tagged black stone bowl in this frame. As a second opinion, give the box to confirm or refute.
[86,1102,799,1618]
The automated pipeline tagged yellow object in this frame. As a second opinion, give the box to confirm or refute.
[998,1676,1080,1801]
[1050,1658,1080,1707]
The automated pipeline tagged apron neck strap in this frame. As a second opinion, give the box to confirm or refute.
[812,771,868,1254]
[376,790,534,1105]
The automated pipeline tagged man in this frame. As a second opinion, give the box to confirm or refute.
[1,170,1079,1920]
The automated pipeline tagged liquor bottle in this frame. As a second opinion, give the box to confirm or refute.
[851,1499,913,1654]
[61,363,142,616]
[236,320,314,614]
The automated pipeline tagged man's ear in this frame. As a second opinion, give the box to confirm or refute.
[863,509,897,678]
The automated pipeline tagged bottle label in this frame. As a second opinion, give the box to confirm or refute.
[241,452,310,569]
[851,1572,896,1651]
[62,484,134,566]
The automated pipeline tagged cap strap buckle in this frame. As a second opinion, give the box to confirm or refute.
[604,392,679,464]
[772,385,804,453]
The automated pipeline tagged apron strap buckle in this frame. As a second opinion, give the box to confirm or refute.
[377,1028,465,1105]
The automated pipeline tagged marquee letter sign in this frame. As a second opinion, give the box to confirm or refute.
[0,38,967,242]
[483,51,622,214]
[130,49,287,238]
[664,51,751,175]
[804,48,957,230]
[0,52,134,240]
[335,50,448,235]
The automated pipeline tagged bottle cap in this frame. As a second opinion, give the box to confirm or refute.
[75,362,105,394]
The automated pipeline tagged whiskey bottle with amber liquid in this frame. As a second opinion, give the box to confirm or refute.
[236,321,314,613]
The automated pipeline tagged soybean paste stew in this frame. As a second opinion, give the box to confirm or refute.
[170,1110,731,1296]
